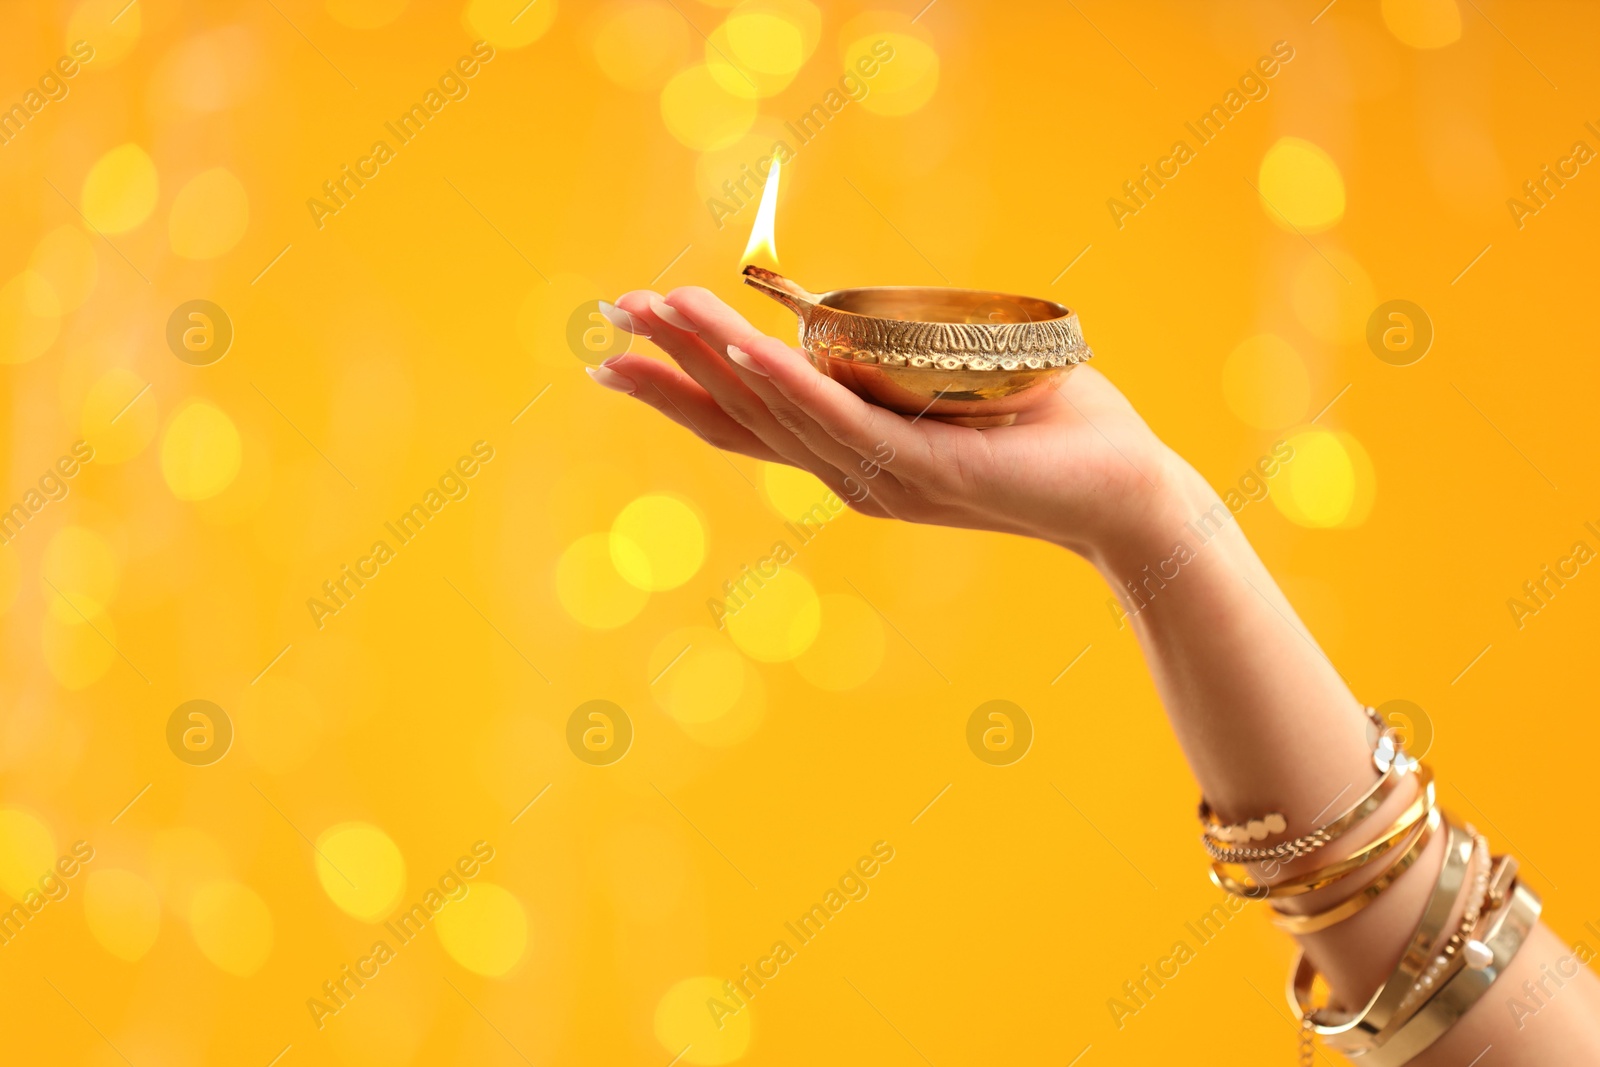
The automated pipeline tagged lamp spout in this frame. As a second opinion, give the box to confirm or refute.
[741,266,821,322]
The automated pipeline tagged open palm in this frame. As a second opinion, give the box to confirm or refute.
[591,287,1177,556]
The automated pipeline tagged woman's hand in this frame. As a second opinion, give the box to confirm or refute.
[588,286,1188,558]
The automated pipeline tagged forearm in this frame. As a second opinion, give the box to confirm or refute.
[1073,447,1600,1062]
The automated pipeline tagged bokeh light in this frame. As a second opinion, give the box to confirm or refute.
[724,566,820,662]
[1221,335,1309,430]
[464,0,558,49]
[81,144,160,234]
[161,401,243,501]
[660,65,758,151]
[1382,0,1462,49]
[1272,428,1377,529]
[840,13,939,117]
[188,880,274,977]
[1257,137,1345,234]
[655,976,752,1064]
[611,494,706,591]
[315,823,406,922]
[0,271,60,365]
[0,809,55,899]
[434,881,528,976]
[591,1,690,90]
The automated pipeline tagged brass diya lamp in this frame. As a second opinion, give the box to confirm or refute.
[742,265,1093,428]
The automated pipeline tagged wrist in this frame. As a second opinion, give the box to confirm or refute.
[1075,448,1221,578]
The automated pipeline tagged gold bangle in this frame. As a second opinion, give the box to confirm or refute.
[1271,808,1441,935]
[1199,707,1416,864]
[1355,872,1540,1067]
[1211,766,1435,899]
[1289,820,1475,1052]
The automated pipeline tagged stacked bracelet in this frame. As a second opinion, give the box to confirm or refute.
[1199,707,1417,864]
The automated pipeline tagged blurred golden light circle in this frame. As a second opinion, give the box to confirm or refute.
[169,168,250,260]
[1382,0,1462,49]
[326,0,409,29]
[435,881,527,976]
[84,869,162,962]
[737,0,821,61]
[0,809,56,899]
[794,593,884,690]
[841,16,939,117]
[42,526,120,621]
[725,567,820,662]
[1257,137,1345,234]
[189,880,274,977]
[592,1,690,90]
[611,494,706,591]
[761,462,835,522]
[649,627,746,722]
[726,13,803,74]
[29,226,98,313]
[1273,428,1376,529]
[661,65,758,150]
[557,532,648,628]
[82,144,160,234]
[161,401,243,500]
[42,603,118,689]
[67,0,142,67]
[705,22,797,101]
[464,0,557,49]
[1221,334,1309,430]
[236,675,323,773]
[0,271,62,365]
[82,368,159,463]
[655,976,752,1064]
[315,823,406,922]
[1291,249,1375,345]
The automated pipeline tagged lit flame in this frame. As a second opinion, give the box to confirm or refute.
[741,157,781,265]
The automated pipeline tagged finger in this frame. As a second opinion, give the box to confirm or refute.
[591,355,783,462]
[660,286,914,481]
[715,326,951,484]
[619,288,865,491]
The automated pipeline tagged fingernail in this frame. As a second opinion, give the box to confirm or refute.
[586,365,635,394]
[599,300,650,338]
[727,344,768,376]
[650,297,699,333]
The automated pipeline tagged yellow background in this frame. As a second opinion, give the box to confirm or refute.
[2,0,1598,1062]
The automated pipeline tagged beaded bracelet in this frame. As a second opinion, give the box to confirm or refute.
[1211,766,1435,900]
[1199,707,1417,864]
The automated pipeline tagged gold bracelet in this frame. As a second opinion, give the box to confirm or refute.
[1270,808,1441,935]
[1200,707,1417,864]
[1354,868,1539,1067]
[1211,767,1435,899]
[1289,820,1475,1052]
